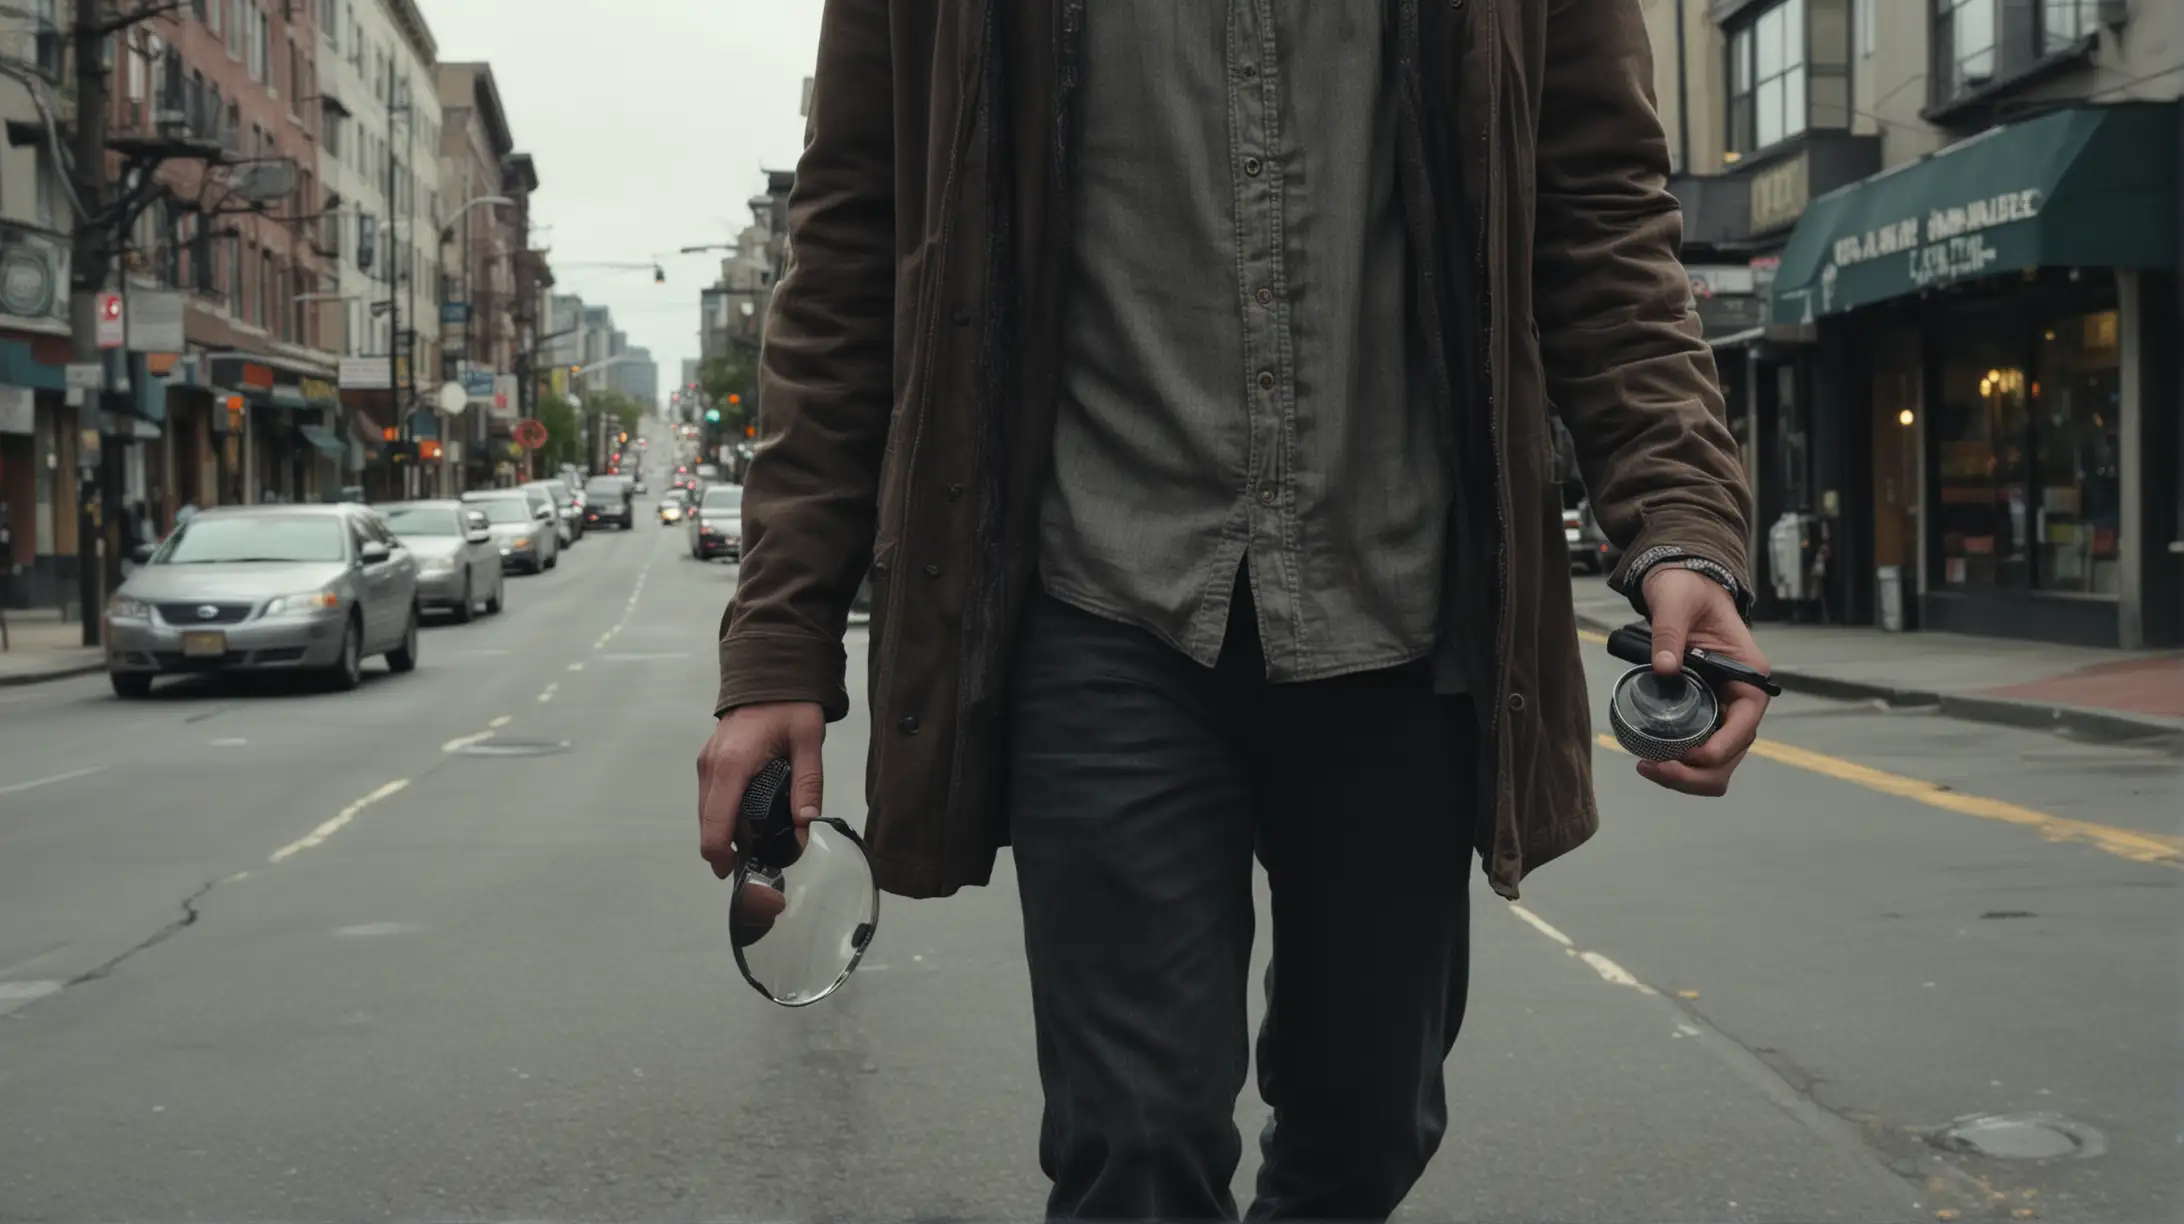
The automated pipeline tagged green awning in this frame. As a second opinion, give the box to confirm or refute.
[1771,103,2178,327]
[260,386,311,410]
[296,423,346,456]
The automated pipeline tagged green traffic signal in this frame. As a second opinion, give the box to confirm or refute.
[705,408,721,422]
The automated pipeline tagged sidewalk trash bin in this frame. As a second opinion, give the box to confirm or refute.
[1876,565,1905,632]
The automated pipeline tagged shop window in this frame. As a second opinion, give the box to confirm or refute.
[2033,311,2122,595]
[1934,315,2030,590]
[1931,300,2121,597]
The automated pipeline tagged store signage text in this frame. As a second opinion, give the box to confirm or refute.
[1748,153,1809,234]
[299,378,337,402]
[1830,188,2045,289]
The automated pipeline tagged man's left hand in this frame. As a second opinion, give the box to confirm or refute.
[1636,567,1770,797]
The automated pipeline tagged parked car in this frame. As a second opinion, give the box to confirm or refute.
[1564,499,1619,575]
[380,500,506,621]
[688,483,744,561]
[104,503,420,697]
[462,490,558,573]
[523,478,581,547]
[583,476,636,529]
[658,489,691,525]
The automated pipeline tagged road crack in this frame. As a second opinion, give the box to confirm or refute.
[63,876,223,988]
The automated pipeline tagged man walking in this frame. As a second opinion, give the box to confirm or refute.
[698,2,1770,1218]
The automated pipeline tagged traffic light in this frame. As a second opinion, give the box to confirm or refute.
[704,408,720,422]
[653,264,666,284]
[727,394,740,406]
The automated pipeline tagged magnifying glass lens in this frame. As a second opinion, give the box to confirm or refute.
[731,818,879,1006]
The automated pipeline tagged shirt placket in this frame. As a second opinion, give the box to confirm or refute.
[1231,0,1298,668]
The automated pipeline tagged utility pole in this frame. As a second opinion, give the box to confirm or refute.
[68,0,113,646]
[384,54,406,497]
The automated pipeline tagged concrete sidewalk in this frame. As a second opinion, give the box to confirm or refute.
[0,608,104,688]
[1570,576,2184,749]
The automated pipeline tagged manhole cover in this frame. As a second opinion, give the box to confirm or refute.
[1931,1112,2105,1160]
[456,738,571,758]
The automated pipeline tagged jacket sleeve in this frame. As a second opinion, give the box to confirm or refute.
[1531,0,1754,607]
[716,0,893,721]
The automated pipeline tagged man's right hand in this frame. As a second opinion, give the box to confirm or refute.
[696,701,826,881]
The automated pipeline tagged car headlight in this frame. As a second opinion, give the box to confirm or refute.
[266,589,342,615]
[107,595,151,620]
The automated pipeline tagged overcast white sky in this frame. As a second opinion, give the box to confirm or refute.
[422,1,823,401]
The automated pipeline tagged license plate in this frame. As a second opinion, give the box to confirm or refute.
[1564,527,1583,544]
[181,630,226,658]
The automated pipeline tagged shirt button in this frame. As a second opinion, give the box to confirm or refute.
[898,715,920,735]
[945,483,963,501]
[872,561,889,578]
[922,564,941,578]
[1257,371,1275,391]
[1254,287,1275,306]
[1242,64,1258,78]
[1258,483,1277,506]
[1507,692,1527,712]
[1243,156,1263,177]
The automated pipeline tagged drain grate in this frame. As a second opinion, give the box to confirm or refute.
[1930,1112,2105,1161]
[456,737,572,758]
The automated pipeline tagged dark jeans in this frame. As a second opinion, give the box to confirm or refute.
[1008,581,1475,1222]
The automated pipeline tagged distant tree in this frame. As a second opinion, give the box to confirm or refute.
[535,393,583,469]
[699,353,756,433]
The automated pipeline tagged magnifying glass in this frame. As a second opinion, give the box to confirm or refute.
[1602,622,1781,760]
[728,758,881,1007]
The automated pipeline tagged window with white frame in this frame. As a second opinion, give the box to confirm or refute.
[1856,0,1876,56]
[1931,0,2097,105]
[1727,0,1809,156]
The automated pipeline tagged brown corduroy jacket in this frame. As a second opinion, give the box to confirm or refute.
[716,0,1754,901]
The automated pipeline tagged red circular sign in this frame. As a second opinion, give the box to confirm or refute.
[513,419,549,450]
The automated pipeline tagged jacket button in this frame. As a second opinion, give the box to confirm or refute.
[1257,371,1276,391]
[945,483,963,501]
[923,564,941,578]
[1243,156,1263,177]
[1507,691,1526,712]
[898,715,920,734]
[872,561,889,578]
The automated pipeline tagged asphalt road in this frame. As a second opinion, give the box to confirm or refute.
[0,470,2176,1222]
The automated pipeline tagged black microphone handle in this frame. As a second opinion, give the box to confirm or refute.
[1606,622,1655,667]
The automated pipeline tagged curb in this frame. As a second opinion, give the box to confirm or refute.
[0,659,105,689]
[1572,609,2184,752]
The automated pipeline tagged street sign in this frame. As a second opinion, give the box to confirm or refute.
[125,290,185,353]
[64,363,103,390]
[513,419,549,450]
[94,292,124,349]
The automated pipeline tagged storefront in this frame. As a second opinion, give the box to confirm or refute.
[1668,131,1882,622]
[1769,102,2181,648]
[2,334,78,610]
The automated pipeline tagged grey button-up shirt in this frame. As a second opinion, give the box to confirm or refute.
[1038,0,1454,683]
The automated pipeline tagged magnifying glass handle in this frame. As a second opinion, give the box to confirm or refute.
[740,757,803,869]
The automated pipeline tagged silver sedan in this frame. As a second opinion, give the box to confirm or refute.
[379,500,507,621]
[105,504,422,697]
